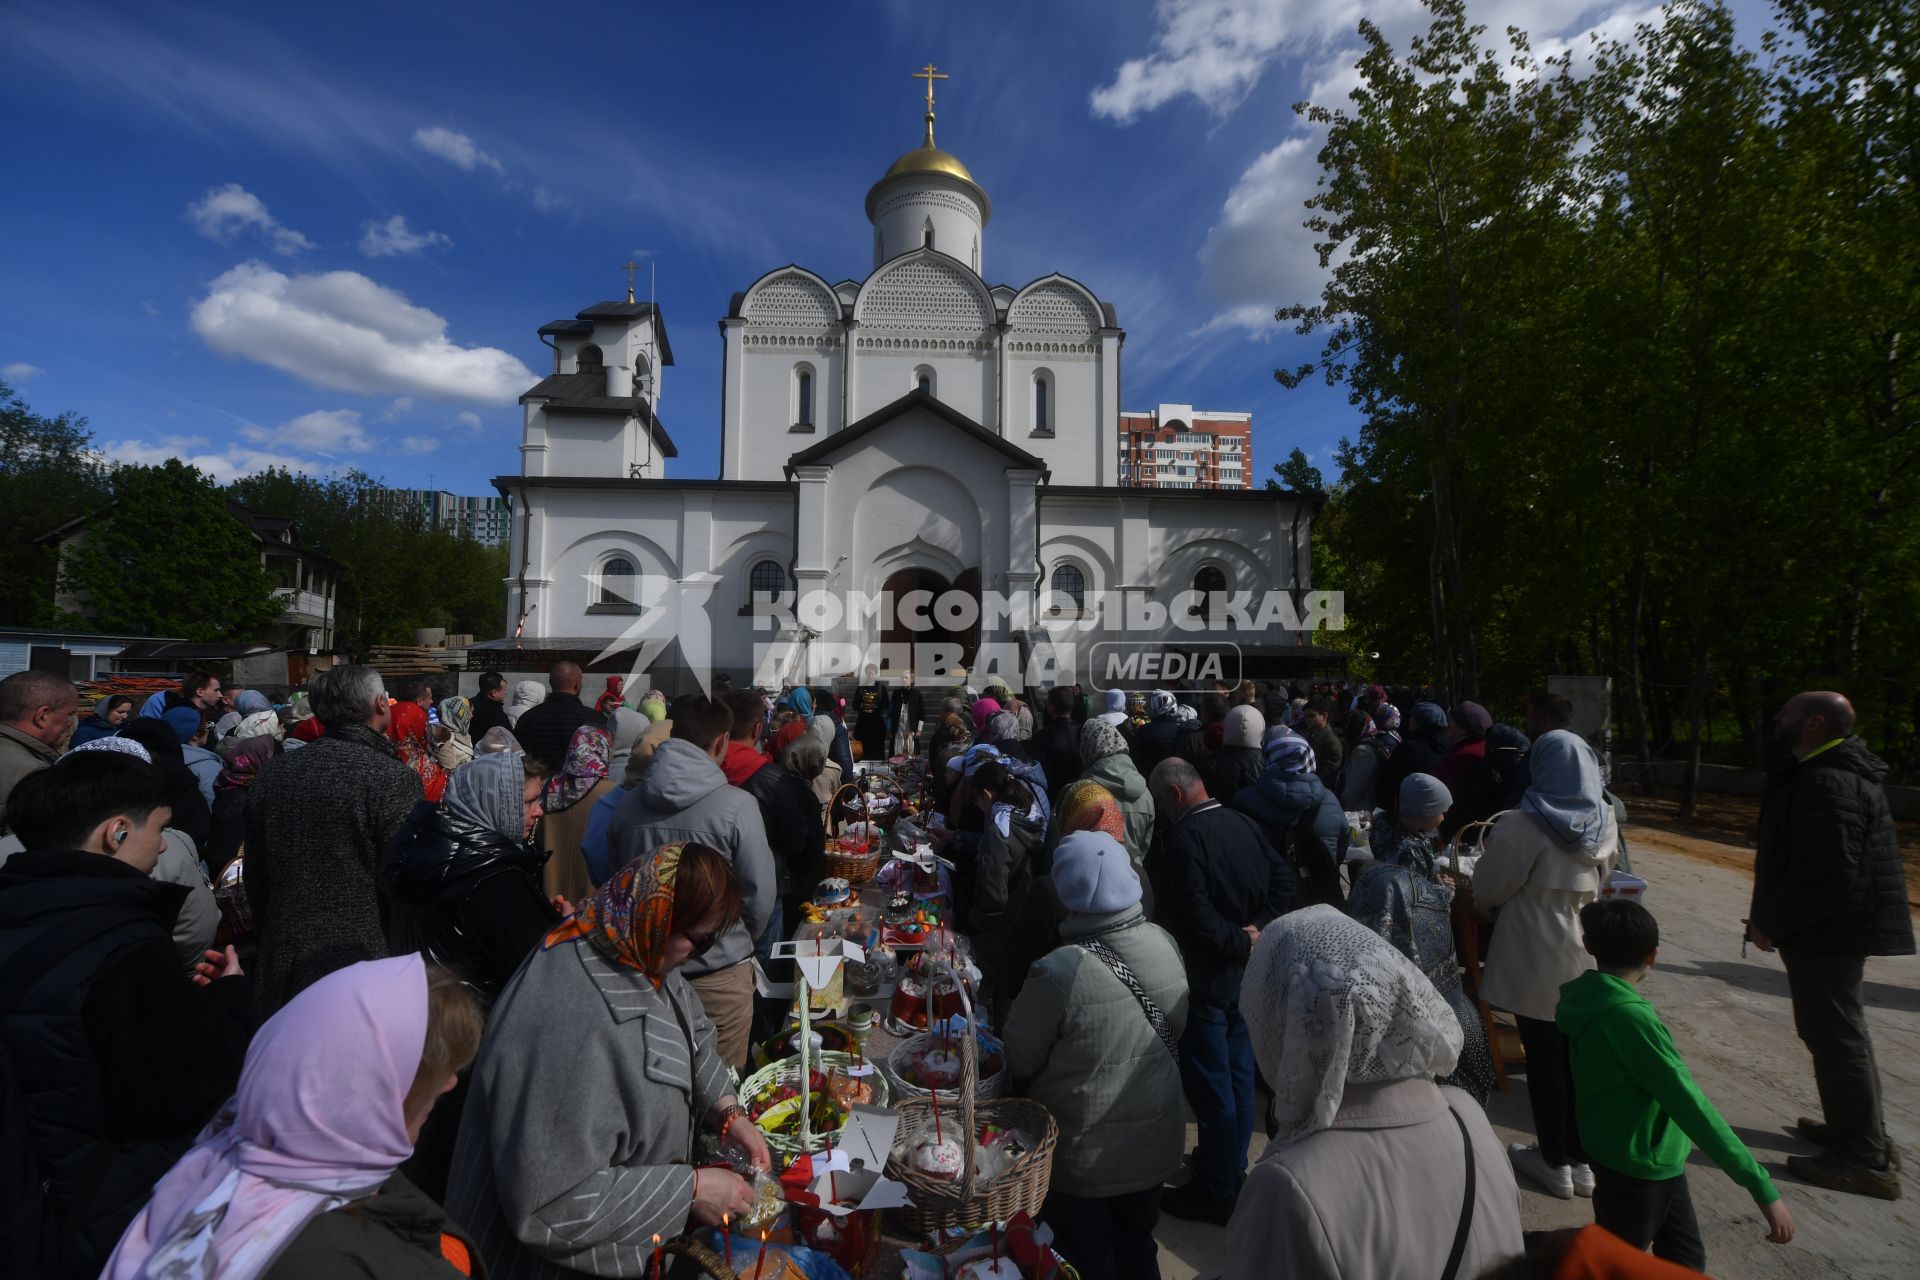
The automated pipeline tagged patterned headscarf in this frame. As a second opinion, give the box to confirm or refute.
[1079,716,1129,766]
[217,735,280,793]
[73,736,152,762]
[438,696,474,737]
[543,724,611,813]
[475,726,521,756]
[1373,703,1402,732]
[443,750,528,840]
[386,701,447,803]
[545,843,686,986]
[984,711,1023,747]
[1244,905,1462,1147]
[1262,725,1317,777]
[1057,780,1127,844]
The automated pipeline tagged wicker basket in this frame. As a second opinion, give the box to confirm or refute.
[662,1235,738,1278]
[884,1024,1008,1103]
[884,982,1058,1238]
[739,1050,891,1164]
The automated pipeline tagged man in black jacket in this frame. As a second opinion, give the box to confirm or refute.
[1147,758,1295,1225]
[1749,691,1913,1200]
[0,752,251,1279]
[511,660,603,772]
[469,670,512,739]
[1031,686,1083,802]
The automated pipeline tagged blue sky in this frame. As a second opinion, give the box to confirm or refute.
[0,0,1772,493]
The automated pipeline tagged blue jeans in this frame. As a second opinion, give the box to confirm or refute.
[1179,1002,1256,1197]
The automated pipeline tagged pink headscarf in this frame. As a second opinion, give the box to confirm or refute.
[970,697,1002,734]
[104,955,429,1280]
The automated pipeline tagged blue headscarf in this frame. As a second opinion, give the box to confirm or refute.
[1411,701,1449,731]
[1262,725,1317,777]
[233,690,272,715]
[778,686,814,720]
[1521,730,1609,855]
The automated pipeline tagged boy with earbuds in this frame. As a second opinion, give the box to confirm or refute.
[0,751,254,1278]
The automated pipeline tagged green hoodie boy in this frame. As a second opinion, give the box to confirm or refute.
[1557,899,1792,1266]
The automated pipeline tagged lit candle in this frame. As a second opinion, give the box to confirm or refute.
[755,1228,770,1279]
[650,1233,662,1280]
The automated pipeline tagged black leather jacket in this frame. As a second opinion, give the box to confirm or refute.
[383,807,558,998]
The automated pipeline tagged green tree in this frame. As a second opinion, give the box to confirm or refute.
[1265,447,1326,492]
[0,379,108,623]
[58,459,282,640]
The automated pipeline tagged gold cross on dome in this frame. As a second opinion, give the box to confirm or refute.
[914,63,948,114]
[623,259,638,304]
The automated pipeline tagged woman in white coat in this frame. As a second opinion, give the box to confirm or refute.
[1472,729,1617,1200]
[1219,906,1523,1280]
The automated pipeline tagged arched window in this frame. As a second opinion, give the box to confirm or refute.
[600,556,636,605]
[749,559,787,600]
[1050,563,1085,611]
[632,350,653,397]
[923,218,935,250]
[1032,371,1052,435]
[795,366,814,427]
[577,343,604,374]
[917,374,931,393]
[912,365,935,398]
[1193,566,1227,624]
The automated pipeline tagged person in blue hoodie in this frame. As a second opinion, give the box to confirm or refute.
[1559,899,1795,1267]
[1231,727,1347,909]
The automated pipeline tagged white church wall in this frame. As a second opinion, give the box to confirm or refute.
[539,411,629,478]
[734,335,844,480]
[847,345,994,425]
[870,181,984,272]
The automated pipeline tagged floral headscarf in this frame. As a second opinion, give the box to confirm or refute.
[386,700,447,803]
[1057,780,1127,844]
[543,724,611,813]
[438,696,474,737]
[545,843,686,986]
[217,735,280,793]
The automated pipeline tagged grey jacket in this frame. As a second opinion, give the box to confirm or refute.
[0,723,58,834]
[1003,906,1189,1198]
[446,937,732,1280]
[1218,1079,1522,1280]
[606,739,775,977]
[1075,752,1156,875]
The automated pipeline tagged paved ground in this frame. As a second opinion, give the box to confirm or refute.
[1149,824,1920,1279]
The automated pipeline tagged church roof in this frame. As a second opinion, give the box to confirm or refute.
[786,388,1047,475]
[538,300,675,366]
[518,372,679,457]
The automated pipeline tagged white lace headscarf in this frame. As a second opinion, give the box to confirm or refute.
[1244,904,1463,1147]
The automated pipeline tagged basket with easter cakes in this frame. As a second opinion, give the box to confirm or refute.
[740,1051,890,1164]
[884,931,977,1033]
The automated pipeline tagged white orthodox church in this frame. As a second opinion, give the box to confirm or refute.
[485,73,1324,691]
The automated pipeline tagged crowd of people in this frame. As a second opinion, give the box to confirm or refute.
[0,662,1908,1278]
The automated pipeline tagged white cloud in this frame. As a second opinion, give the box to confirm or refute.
[379,396,415,421]
[412,125,504,173]
[1197,136,1335,330]
[95,433,320,483]
[239,408,373,455]
[397,435,440,455]
[454,410,482,430]
[190,261,536,405]
[186,183,314,255]
[359,214,454,257]
[2,361,44,382]
[531,185,568,213]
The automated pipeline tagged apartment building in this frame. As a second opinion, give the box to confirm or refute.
[1117,404,1252,490]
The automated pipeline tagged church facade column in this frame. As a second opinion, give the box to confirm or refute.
[840,320,858,433]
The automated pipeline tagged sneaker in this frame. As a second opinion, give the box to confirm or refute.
[1159,1180,1237,1225]
[1788,1152,1901,1201]
[1509,1144,1574,1199]
[1571,1163,1596,1198]
[1797,1117,1903,1171]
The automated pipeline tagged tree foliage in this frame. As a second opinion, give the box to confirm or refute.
[57,459,283,641]
[1283,0,1920,787]
[0,379,109,624]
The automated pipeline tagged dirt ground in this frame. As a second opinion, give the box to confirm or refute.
[1150,816,1920,1279]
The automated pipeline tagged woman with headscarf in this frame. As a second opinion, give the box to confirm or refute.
[208,734,281,880]
[232,709,282,747]
[1203,704,1266,807]
[1220,907,1523,1278]
[1075,718,1156,888]
[386,700,448,805]
[1470,730,1618,1199]
[969,695,1002,736]
[1230,727,1346,910]
[1004,830,1189,1280]
[602,705,647,780]
[285,693,324,745]
[445,845,770,1275]
[119,717,214,855]
[807,712,845,821]
[925,711,971,815]
[71,693,136,747]
[966,758,1050,1021]
[1348,774,1496,1104]
[474,726,521,757]
[537,724,613,905]
[741,722,828,972]
[1379,700,1451,811]
[434,696,475,772]
[104,956,485,1280]
[638,693,667,724]
[504,680,544,727]
[1004,779,1131,1000]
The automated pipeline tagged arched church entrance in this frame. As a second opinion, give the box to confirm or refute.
[881,565,980,674]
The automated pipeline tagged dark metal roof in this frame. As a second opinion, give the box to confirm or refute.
[114,640,274,661]
[1043,484,1325,509]
[517,373,679,458]
[786,389,1048,475]
[536,301,675,366]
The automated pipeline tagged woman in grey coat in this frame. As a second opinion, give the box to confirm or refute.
[1004,830,1189,1280]
[446,842,771,1279]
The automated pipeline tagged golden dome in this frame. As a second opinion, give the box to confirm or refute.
[865,121,992,222]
